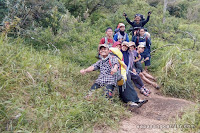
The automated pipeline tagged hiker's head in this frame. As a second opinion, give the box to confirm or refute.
[106,27,113,37]
[137,44,145,53]
[119,23,125,32]
[139,28,145,36]
[134,15,141,23]
[128,42,136,51]
[121,41,129,51]
[99,44,110,57]
[113,41,121,50]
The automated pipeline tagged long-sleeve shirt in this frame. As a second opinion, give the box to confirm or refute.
[126,15,150,28]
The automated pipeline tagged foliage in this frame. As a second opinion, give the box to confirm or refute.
[0,37,128,132]
[0,0,200,132]
[175,104,200,133]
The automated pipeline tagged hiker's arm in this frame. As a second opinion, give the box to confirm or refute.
[80,66,94,75]
[126,34,129,42]
[134,54,141,62]
[113,34,118,42]
[142,13,150,26]
[80,60,100,74]
[131,35,137,42]
[111,64,118,75]
[124,15,133,26]
[118,60,127,70]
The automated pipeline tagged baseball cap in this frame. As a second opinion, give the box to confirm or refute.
[129,42,136,47]
[138,44,145,48]
[122,41,129,47]
[99,44,109,51]
[119,23,125,27]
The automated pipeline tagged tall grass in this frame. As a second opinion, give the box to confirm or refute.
[0,36,128,132]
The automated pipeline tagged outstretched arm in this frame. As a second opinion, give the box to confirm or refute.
[80,66,95,75]
[124,13,134,26]
[142,11,151,27]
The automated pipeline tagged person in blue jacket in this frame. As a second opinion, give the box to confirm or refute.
[133,28,151,72]
[114,23,129,43]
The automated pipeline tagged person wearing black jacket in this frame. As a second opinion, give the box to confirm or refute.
[123,12,151,37]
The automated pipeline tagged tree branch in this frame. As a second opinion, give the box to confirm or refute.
[176,30,196,49]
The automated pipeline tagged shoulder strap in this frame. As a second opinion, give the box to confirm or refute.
[136,36,139,44]
[124,33,127,41]
[105,37,108,44]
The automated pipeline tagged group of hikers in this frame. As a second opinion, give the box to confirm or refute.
[80,12,160,108]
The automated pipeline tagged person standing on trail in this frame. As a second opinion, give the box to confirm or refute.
[80,44,119,99]
[99,27,115,48]
[113,23,129,43]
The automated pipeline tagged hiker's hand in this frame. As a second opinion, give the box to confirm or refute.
[148,11,151,16]
[141,60,144,64]
[132,69,137,74]
[111,67,117,75]
[80,69,86,75]
[145,57,149,61]
[123,64,127,70]
[123,13,127,17]
[134,31,137,36]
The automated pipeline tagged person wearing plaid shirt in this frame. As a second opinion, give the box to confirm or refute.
[80,44,119,99]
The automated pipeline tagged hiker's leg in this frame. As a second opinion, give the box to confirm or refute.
[130,72,144,89]
[143,71,156,80]
[105,85,115,99]
[85,83,100,100]
[91,83,100,90]
[139,73,157,87]
[144,56,151,72]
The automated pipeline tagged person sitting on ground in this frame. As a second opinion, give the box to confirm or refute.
[136,44,160,89]
[128,42,151,96]
[111,41,148,107]
[80,44,119,99]
[113,23,129,43]
[133,28,151,72]
[99,27,115,48]
[120,41,151,96]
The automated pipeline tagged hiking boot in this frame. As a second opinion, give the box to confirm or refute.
[136,99,148,108]
[140,88,149,97]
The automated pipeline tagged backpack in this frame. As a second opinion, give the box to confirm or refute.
[104,37,115,48]
[109,47,127,86]
[136,36,148,46]
[117,32,127,42]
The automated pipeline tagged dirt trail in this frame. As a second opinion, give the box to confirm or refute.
[95,83,195,133]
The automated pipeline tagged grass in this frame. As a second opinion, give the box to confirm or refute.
[0,0,200,132]
[0,36,129,132]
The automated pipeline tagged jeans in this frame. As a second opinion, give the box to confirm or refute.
[91,83,115,98]
[130,72,144,89]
